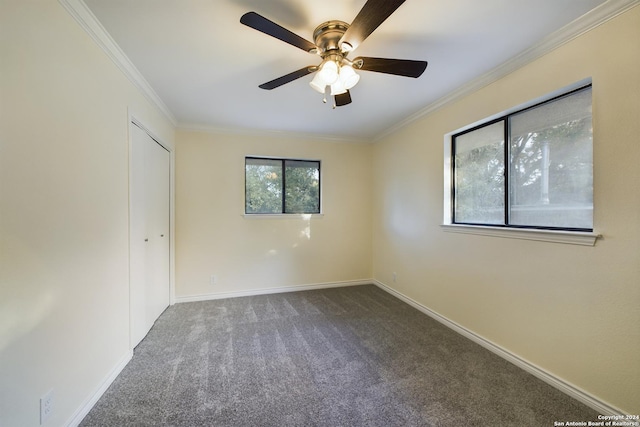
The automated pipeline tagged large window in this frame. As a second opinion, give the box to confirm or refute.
[245,157,321,214]
[452,85,593,231]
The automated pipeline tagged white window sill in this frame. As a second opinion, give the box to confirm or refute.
[440,224,600,246]
[243,213,324,220]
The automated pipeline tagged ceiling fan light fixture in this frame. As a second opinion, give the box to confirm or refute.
[339,64,360,89]
[242,3,429,106]
[318,59,339,85]
[309,73,327,93]
[330,78,347,95]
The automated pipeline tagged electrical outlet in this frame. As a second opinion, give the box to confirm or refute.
[210,275,217,286]
[40,389,53,424]
[392,272,397,283]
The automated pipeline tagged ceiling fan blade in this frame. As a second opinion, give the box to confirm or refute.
[335,90,352,107]
[240,12,317,53]
[259,67,316,90]
[339,0,406,52]
[354,57,428,78]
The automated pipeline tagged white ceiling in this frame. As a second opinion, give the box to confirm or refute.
[82,0,615,140]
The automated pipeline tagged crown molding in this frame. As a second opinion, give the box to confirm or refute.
[375,0,640,142]
[177,122,371,144]
[59,0,638,142]
[58,0,177,126]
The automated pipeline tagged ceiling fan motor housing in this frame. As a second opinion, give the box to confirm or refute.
[313,20,350,58]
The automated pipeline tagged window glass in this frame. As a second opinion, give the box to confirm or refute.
[284,160,320,214]
[454,121,505,225]
[245,158,283,214]
[509,87,593,228]
[450,84,592,231]
[245,157,320,214]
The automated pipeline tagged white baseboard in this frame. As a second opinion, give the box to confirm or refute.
[66,350,133,427]
[175,279,373,303]
[373,280,624,416]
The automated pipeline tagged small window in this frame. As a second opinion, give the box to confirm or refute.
[452,85,593,231]
[245,157,321,214]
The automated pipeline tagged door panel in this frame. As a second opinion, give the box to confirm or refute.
[146,130,170,324]
[130,123,170,348]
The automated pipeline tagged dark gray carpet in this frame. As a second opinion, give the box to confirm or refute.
[81,285,598,426]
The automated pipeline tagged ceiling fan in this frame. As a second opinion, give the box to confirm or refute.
[240,0,428,107]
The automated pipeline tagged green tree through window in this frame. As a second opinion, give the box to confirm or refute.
[245,157,320,214]
[452,85,592,231]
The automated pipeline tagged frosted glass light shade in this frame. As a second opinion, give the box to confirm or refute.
[340,65,360,89]
[309,73,326,93]
[310,60,361,96]
[330,78,347,95]
[318,60,339,85]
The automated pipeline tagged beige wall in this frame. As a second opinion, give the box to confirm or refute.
[372,6,640,414]
[175,130,372,298]
[0,1,175,426]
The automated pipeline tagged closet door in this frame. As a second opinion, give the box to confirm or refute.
[130,123,170,348]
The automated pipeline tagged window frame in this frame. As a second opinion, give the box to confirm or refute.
[244,156,322,216]
[442,79,599,246]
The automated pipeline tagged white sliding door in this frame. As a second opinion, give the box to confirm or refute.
[130,122,170,348]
